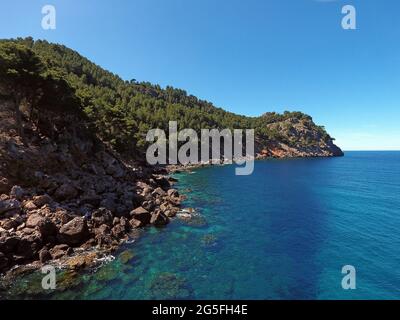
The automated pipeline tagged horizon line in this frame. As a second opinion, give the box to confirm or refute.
[343,150,400,152]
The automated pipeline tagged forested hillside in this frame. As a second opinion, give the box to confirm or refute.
[0,37,342,159]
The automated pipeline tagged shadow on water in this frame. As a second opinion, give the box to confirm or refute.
[257,158,337,299]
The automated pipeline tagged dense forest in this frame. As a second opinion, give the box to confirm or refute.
[0,37,341,159]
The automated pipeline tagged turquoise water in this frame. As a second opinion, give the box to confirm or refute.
[3,151,400,299]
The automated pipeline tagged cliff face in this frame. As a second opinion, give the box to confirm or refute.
[0,98,182,276]
[255,117,343,158]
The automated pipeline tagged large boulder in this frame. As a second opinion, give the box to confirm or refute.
[167,189,179,198]
[58,217,89,246]
[154,176,170,189]
[150,212,169,226]
[130,206,151,225]
[166,189,181,205]
[129,218,142,228]
[32,194,53,207]
[38,218,58,238]
[26,214,45,228]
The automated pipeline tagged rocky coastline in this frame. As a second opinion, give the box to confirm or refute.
[0,135,342,284]
[0,147,341,285]
[0,135,342,291]
[0,101,188,283]
[0,38,344,295]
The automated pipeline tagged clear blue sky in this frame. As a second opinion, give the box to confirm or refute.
[1,0,399,150]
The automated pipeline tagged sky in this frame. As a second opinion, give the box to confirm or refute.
[0,0,399,150]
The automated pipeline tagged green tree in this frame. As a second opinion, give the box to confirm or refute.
[0,42,45,141]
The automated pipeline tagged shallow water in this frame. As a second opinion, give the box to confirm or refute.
[3,151,400,299]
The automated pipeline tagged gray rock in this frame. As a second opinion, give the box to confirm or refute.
[10,186,24,200]
[0,199,21,215]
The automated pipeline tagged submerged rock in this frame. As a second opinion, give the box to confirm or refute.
[149,272,193,299]
[57,270,82,292]
[177,213,207,228]
[201,234,218,247]
[118,250,135,264]
[65,252,98,270]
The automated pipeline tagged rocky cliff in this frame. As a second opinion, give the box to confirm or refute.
[0,98,183,276]
[255,116,343,159]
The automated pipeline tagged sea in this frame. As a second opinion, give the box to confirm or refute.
[3,151,400,299]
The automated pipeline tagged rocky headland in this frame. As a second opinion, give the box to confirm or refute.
[0,38,343,286]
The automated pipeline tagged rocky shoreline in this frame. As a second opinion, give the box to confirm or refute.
[0,171,186,281]
[0,151,340,286]
[0,101,190,283]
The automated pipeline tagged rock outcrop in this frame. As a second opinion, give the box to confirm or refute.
[0,99,183,276]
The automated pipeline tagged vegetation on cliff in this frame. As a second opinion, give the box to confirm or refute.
[0,37,342,158]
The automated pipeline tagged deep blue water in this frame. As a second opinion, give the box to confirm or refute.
[4,151,400,299]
